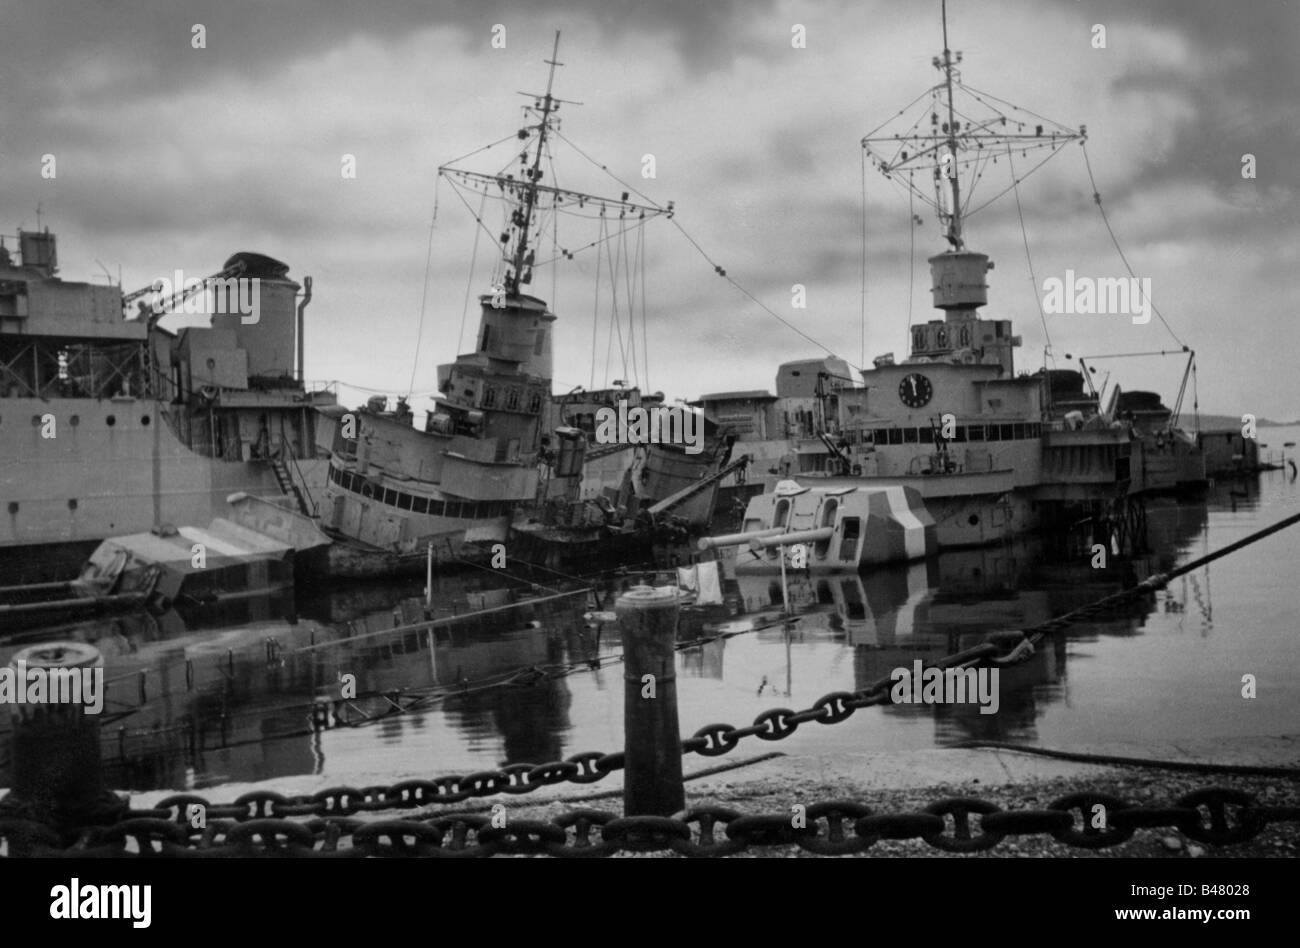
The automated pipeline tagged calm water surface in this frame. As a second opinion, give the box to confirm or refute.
[3,428,1297,792]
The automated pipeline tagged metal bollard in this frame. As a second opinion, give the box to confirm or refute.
[0,642,127,832]
[616,585,685,816]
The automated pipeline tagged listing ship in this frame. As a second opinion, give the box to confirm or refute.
[1113,386,1206,493]
[551,385,735,522]
[1052,342,1207,493]
[317,295,559,573]
[319,34,706,572]
[0,227,335,584]
[511,384,742,564]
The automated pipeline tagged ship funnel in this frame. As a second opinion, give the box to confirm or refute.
[928,250,991,311]
[474,292,556,381]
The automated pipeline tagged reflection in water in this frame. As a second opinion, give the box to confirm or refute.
[10,470,1297,792]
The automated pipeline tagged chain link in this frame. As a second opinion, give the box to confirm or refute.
[96,571,1175,820]
[4,787,1292,857]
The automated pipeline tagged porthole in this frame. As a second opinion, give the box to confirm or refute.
[7,502,17,514]
[70,415,80,427]
[141,415,150,426]
[968,513,980,526]
[31,415,42,427]
[106,415,116,427]
[68,499,78,511]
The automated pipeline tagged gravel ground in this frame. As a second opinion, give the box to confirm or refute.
[406,767,1300,858]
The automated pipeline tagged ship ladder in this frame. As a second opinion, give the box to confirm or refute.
[269,458,312,517]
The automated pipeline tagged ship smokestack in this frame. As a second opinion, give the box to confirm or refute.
[297,275,312,383]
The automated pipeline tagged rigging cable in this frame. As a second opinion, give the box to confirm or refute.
[906,174,916,333]
[530,214,649,269]
[553,130,663,209]
[407,179,440,397]
[439,131,526,171]
[1080,142,1186,350]
[1006,146,1053,362]
[625,219,640,387]
[640,223,650,391]
[860,146,868,369]
[603,210,626,386]
[455,188,489,357]
[622,221,638,388]
[670,217,843,362]
[590,214,604,391]
[557,126,847,363]
[610,215,628,385]
[442,177,510,275]
[1192,359,1200,432]
[546,134,560,312]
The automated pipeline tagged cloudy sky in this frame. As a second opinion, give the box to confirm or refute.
[4,0,1296,420]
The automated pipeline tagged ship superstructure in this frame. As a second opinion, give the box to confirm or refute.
[320,33,698,568]
[0,228,333,581]
[699,3,1142,549]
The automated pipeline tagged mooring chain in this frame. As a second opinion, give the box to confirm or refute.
[107,600,792,750]
[96,566,1182,822]
[3,787,1296,857]
[99,641,999,821]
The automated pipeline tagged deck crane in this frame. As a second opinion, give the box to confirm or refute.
[120,259,249,399]
[122,259,247,324]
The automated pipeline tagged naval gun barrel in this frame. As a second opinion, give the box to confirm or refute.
[747,526,834,552]
[697,527,787,551]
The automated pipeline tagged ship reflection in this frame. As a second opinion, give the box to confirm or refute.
[0,568,592,791]
[731,496,1208,744]
[0,497,1210,790]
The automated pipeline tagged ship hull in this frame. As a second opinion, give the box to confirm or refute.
[738,470,1038,549]
[0,396,329,573]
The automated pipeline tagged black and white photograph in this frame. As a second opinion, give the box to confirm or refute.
[0,0,1296,926]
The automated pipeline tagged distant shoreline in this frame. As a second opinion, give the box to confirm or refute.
[1192,415,1299,430]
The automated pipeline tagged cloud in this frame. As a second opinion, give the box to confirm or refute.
[0,0,1293,418]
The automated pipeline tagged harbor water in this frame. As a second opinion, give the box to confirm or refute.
[2,431,1296,794]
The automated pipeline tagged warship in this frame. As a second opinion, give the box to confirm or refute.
[698,3,1200,552]
[0,228,335,584]
[318,34,733,572]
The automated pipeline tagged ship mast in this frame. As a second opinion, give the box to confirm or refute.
[437,36,672,329]
[939,0,963,250]
[861,3,1085,252]
[506,31,564,295]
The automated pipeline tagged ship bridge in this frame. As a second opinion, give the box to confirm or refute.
[0,230,145,400]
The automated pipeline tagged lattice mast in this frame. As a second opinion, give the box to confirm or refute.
[862,0,1086,256]
[938,5,963,250]
[505,31,563,295]
[438,31,668,300]
[861,0,1086,370]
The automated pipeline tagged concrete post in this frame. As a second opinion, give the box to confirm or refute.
[0,642,126,831]
[616,585,685,816]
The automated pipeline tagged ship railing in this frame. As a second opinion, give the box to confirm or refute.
[907,453,963,476]
[304,379,341,398]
